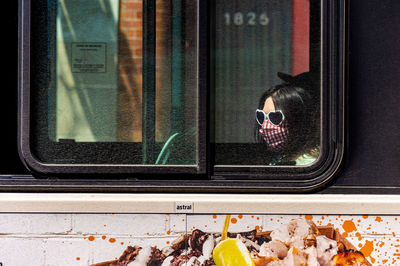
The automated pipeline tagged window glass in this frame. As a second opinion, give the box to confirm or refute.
[31,0,199,165]
[212,0,321,167]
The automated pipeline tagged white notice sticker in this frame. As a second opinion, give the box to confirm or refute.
[71,42,107,73]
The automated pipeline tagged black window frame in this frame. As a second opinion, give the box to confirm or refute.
[16,0,346,192]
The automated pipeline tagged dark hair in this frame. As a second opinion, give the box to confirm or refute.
[255,83,319,162]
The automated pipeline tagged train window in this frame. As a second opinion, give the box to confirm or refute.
[20,0,206,175]
[19,0,345,189]
[212,0,321,168]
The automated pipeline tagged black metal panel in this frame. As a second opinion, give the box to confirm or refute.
[331,0,400,187]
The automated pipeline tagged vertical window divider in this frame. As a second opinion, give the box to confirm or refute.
[142,0,156,164]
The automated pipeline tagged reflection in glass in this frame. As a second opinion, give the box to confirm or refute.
[44,0,198,165]
[213,0,320,166]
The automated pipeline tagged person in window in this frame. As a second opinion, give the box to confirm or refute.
[254,72,320,165]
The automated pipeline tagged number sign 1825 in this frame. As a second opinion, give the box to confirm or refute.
[224,12,269,26]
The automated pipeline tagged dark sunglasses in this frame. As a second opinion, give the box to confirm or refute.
[255,109,285,126]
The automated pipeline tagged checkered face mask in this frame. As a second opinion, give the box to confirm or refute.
[259,118,289,149]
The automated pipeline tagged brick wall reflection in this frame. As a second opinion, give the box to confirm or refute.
[118,0,171,142]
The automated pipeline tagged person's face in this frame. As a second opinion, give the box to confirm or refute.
[263,97,276,114]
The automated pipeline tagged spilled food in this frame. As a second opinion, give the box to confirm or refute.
[92,217,371,266]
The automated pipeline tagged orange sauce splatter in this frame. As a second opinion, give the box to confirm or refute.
[167,231,171,235]
[370,257,375,264]
[342,220,357,233]
[362,215,368,219]
[121,242,124,245]
[109,238,116,243]
[213,215,217,219]
[360,240,374,257]
[305,215,313,220]
[255,225,260,231]
[166,241,170,245]
[238,214,243,219]
[256,217,260,220]
[342,232,348,237]
[102,236,106,240]
[375,216,383,222]
[231,218,237,224]
[76,257,80,261]
[358,243,363,248]
[88,236,95,241]
[355,232,362,241]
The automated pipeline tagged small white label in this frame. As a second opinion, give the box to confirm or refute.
[174,202,194,213]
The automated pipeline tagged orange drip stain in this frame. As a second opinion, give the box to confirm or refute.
[362,215,369,219]
[342,220,357,233]
[255,225,260,231]
[305,215,313,220]
[231,218,237,224]
[370,257,375,264]
[375,216,383,222]
[393,232,396,237]
[360,240,374,257]
[76,257,80,261]
[213,215,217,219]
[382,259,388,264]
[109,238,116,243]
[238,214,243,219]
[88,236,95,241]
